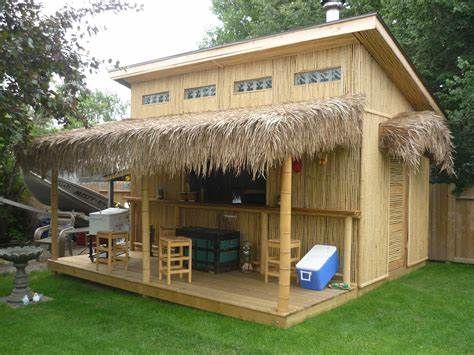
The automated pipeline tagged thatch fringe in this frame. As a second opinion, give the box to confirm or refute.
[379,111,454,175]
[19,95,365,177]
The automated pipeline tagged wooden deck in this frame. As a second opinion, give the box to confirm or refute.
[49,252,356,328]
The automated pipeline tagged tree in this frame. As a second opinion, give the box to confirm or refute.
[60,88,128,129]
[202,0,474,190]
[0,0,140,243]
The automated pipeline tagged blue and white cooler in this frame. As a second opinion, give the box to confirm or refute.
[296,244,339,291]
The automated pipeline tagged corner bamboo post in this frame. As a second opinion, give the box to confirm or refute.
[260,212,268,275]
[343,216,352,285]
[277,157,292,314]
[50,167,59,260]
[141,177,150,283]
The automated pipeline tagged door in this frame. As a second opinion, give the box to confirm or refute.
[388,158,408,271]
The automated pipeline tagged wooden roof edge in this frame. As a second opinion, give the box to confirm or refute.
[110,12,442,114]
[372,15,443,115]
[109,13,378,81]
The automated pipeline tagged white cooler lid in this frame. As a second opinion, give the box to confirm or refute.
[296,244,337,272]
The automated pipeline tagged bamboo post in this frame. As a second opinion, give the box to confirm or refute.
[141,177,150,283]
[260,212,268,275]
[129,201,135,251]
[343,216,352,285]
[277,157,292,314]
[50,167,59,260]
[108,180,114,207]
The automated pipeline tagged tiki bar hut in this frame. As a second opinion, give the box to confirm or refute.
[19,13,453,327]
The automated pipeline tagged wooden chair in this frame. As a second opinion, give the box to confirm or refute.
[264,239,301,283]
[158,226,192,285]
[95,231,129,273]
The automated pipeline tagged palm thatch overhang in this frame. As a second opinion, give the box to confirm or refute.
[379,111,454,175]
[19,95,365,177]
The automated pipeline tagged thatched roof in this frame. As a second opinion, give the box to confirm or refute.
[19,95,365,177]
[379,111,454,175]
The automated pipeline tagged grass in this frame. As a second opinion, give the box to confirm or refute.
[0,262,473,354]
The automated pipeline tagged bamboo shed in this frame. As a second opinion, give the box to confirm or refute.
[20,13,454,328]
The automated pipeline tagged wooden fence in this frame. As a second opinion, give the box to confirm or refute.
[429,184,474,264]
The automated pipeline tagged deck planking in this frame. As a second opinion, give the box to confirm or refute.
[49,251,355,328]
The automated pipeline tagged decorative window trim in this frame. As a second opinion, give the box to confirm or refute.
[234,76,272,93]
[294,67,342,86]
[142,91,170,105]
[184,84,216,100]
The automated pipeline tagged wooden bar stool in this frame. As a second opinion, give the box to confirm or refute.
[264,239,301,283]
[95,231,130,273]
[158,226,192,285]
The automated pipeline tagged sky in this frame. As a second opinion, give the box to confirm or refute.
[41,0,220,111]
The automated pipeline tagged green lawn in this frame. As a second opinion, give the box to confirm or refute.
[0,262,473,354]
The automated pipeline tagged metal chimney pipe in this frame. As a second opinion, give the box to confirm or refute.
[321,1,345,22]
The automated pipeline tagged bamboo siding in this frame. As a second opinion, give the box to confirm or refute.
[131,45,352,118]
[388,158,407,271]
[356,45,412,116]
[407,158,430,266]
[129,149,360,282]
[358,112,390,287]
[126,40,433,288]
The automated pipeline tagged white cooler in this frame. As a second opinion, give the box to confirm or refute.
[89,208,129,235]
[296,244,339,291]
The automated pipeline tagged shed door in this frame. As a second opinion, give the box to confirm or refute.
[388,158,407,271]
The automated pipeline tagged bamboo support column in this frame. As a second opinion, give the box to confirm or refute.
[343,216,352,284]
[107,180,114,208]
[141,177,150,283]
[277,157,292,314]
[50,167,59,260]
[260,212,268,275]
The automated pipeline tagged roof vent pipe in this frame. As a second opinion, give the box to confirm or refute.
[321,1,345,22]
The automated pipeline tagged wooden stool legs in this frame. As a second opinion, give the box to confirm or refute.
[158,236,192,285]
[95,231,130,273]
[264,239,301,283]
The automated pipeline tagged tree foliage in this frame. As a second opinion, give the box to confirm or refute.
[60,88,128,129]
[0,0,139,243]
[203,0,474,189]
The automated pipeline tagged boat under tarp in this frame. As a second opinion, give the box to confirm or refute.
[24,171,108,214]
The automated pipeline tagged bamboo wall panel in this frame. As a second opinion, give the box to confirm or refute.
[223,60,274,109]
[429,184,474,263]
[181,208,261,256]
[131,45,352,118]
[407,158,430,266]
[268,213,358,281]
[357,45,412,116]
[182,69,219,113]
[388,158,407,270]
[358,112,390,287]
[266,149,360,211]
[131,76,181,117]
